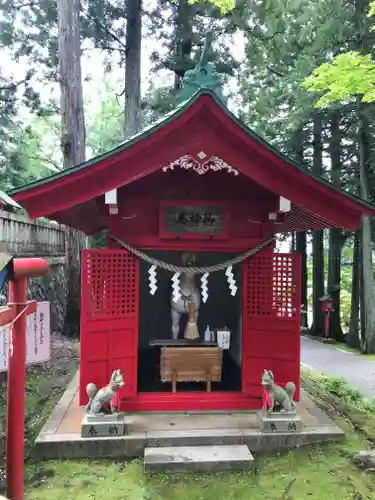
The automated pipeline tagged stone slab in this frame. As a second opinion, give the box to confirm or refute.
[257,411,303,433]
[144,444,254,473]
[81,412,125,438]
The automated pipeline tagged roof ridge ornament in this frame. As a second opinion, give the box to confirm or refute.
[176,32,226,103]
[162,154,238,176]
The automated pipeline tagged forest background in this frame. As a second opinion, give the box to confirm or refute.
[1,0,375,351]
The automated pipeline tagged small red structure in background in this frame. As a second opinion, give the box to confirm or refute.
[0,257,49,500]
[319,294,335,340]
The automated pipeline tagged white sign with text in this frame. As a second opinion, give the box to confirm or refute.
[0,301,51,372]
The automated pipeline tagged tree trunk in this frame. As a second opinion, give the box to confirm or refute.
[291,131,308,329]
[124,0,142,138]
[347,230,361,348]
[173,0,194,90]
[310,115,325,336]
[327,111,344,341]
[296,231,308,328]
[357,98,375,353]
[57,0,87,336]
[359,240,366,341]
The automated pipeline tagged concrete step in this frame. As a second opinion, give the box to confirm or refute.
[144,444,254,473]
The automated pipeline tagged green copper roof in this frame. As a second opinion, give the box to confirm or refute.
[7,87,375,212]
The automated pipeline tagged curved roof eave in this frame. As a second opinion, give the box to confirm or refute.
[8,88,375,215]
[7,91,201,197]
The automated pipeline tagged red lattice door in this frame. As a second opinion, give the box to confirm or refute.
[79,249,139,405]
[242,253,301,406]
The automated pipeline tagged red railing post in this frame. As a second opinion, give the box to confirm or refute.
[5,257,48,500]
[6,277,27,500]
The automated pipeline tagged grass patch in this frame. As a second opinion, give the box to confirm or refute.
[24,436,375,500]
[24,369,375,500]
[301,367,375,441]
[0,373,63,466]
[2,363,375,499]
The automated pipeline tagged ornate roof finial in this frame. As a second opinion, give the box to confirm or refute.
[198,31,213,68]
[176,31,225,103]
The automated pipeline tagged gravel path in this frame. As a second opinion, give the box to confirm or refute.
[301,336,375,399]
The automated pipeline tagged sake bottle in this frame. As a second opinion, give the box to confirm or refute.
[204,325,211,342]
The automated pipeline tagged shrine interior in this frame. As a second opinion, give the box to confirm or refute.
[137,250,242,393]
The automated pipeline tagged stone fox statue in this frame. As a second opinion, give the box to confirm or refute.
[85,369,125,415]
[261,369,296,413]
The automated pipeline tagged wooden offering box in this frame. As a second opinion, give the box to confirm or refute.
[160,346,223,393]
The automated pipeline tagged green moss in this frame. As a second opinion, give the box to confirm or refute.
[2,367,374,499]
[0,369,72,466]
[24,435,375,500]
[301,367,375,440]
[24,375,375,500]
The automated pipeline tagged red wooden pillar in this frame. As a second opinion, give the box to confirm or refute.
[6,277,27,500]
[6,258,48,500]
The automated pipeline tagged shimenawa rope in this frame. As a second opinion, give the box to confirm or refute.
[109,233,274,274]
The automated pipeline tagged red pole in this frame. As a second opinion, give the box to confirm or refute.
[6,277,27,500]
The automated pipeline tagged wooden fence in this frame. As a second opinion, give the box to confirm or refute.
[0,209,65,256]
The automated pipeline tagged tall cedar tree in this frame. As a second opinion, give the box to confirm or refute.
[57,0,87,336]
[327,110,345,342]
[124,0,142,137]
[293,129,308,329]
[310,114,325,336]
[348,229,361,347]
[357,97,375,352]
[354,0,375,352]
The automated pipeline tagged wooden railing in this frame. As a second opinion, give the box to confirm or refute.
[0,210,65,256]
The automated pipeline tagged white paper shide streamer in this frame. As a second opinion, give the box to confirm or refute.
[171,272,182,303]
[148,265,158,295]
[200,272,209,303]
[225,266,237,296]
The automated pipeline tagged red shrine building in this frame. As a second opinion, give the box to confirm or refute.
[9,59,374,413]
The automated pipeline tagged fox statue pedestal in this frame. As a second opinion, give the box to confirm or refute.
[258,368,302,433]
[82,368,126,437]
[81,412,126,438]
[257,411,303,433]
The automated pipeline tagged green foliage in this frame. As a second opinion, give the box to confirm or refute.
[302,0,375,107]
[0,119,58,191]
[305,368,375,413]
[85,76,124,155]
[319,374,365,406]
[302,367,375,440]
[302,52,375,107]
[187,0,235,14]
[239,0,354,143]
